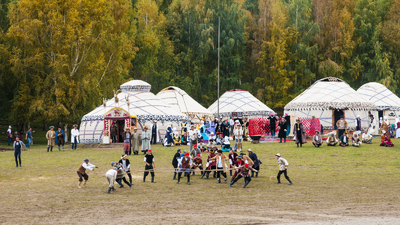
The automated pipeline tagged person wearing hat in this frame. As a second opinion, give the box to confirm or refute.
[352,133,362,147]
[202,149,217,179]
[275,153,292,185]
[278,117,288,143]
[181,119,188,136]
[248,149,260,178]
[362,129,372,144]
[177,152,192,184]
[141,126,151,154]
[234,124,243,152]
[13,136,25,167]
[229,163,258,188]
[123,127,131,155]
[131,127,140,155]
[71,124,79,150]
[326,132,338,146]
[380,130,394,147]
[55,126,65,151]
[46,126,56,152]
[355,115,362,135]
[190,144,201,159]
[231,156,245,182]
[7,125,12,145]
[312,130,323,147]
[339,132,349,147]
[293,118,306,147]
[172,149,182,180]
[188,125,199,152]
[210,150,229,184]
[105,162,119,193]
[191,154,204,176]
[228,150,238,176]
[237,152,254,167]
[76,159,98,188]
[151,122,159,144]
[368,114,378,136]
[336,116,348,139]
[229,117,235,136]
[119,154,133,185]
[269,113,277,138]
[143,150,156,183]
[166,124,174,146]
[242,117,249,139]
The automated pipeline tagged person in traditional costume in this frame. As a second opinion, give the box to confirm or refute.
[312,130,323,147]
[238,152,254,167]
[381,116,389,134]
[177,152,192,185]
[355,115,362,135]
[206,139,216,152]
[131,127,140,155]
[336,116,348,139]
[362,130,372,143]
[115,161,132,188]
[210,149,228,184]
[191,154,203,176]
[368,114,378,136]
[123,127,131,155]
[242,117,249,139]
[46,126,56,152]
[7,125,12,146]
[293,118,306,147]
[352,133,362,147]
[71,124,79,150]
[234,124,243,152]
[389,122,395,138]
[209,132,216,142]
[229,117,235,136]
[110,123,117,143]
[275,153,292,185]
[105,162,118,194]
[172,149,181,180]
[76,158,98,188]
[202,149,217,179]
[55,126,65,151]
[118,154,133,185]
[228,150,238,176]
[188,125,199,152]
[278,117,287,143]
[285,113,291,136]
[248,149,260,178]
[380,130,394,147]
[396,118,400,138]
[269,113,277,137]
[166,124,174,146]
[231,156,245,183]
[151,122,159,144]
[190,144,202,159]
[339,132,349,147]
[198,142,206,152]
[229,163,258,188]
[181,119,188,136]
[216,117,223,134]
[143,150,156,183]
[222,136,231,150]
[13,136,25,167]
[209,119,217,135]
[223,120,229,137]
[181,132,188,145]
[141,126,151,154]
[326,133,338,146]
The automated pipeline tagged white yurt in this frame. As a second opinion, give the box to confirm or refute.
[156,86,214,121]
[357,82,400,123]
[208,89,275,118]
[80,80,187,144]
[284,77,377,131]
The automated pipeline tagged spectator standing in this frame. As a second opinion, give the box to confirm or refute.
[7,125,12,145]
[71,124,80,150]
[13,136,25,167]
[26,128,33,148]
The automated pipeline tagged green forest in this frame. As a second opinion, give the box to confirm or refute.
[0,0,399,126]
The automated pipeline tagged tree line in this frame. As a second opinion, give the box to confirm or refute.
[0,0,399,127]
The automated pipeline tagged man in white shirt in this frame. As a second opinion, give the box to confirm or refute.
[105,162,119,194]
[71,124,80,150]
[210,150,228,184]
[188,125,198,152]
[234,124,243,152]
[7,125,12,145]
[362,130,372,144]
[229,117,235,136]
[77,159,98,188]
[275,153,292,185]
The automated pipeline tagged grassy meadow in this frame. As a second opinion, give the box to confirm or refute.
[0,136,399,224]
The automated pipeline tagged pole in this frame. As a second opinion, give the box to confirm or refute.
[217,16,220,119]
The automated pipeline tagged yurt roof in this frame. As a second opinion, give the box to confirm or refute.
[156,86,214,120]
[208,89,274,117]
[357,82,400,111]
[284,77,377,110]
[81,80,186,123]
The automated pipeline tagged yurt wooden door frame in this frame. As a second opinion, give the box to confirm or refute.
[103,107,137,144]
[332,109,344,130]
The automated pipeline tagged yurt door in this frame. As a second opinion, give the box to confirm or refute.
[117,120,125,142]
[333,110,344,129]
[378,110,383,121]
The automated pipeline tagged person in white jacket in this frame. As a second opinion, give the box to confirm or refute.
[71,124,80,150]
[105,162,119,194]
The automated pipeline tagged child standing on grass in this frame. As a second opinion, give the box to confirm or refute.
[13,136,25,167]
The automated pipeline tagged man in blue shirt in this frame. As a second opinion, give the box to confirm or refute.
[248,149,260,178]
[26,128,33,148]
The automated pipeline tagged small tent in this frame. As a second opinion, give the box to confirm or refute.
[208,89,274,118]
[284,77,377,131]
[80,80,186,144]
[156,86,214,121]
[357,82,400,123]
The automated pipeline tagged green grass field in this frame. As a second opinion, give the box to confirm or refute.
[0,138,399,224]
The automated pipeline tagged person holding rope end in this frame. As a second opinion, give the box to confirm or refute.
[143,150,156,183]
[119,154,133,185]
[229,163,258,188]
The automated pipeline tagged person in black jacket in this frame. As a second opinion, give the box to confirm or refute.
[172,149,181,180]
[285,113,291,136]
[248,149,260,178]
[118,154,133,185]
[278,117,287,143]
[269,113,277,137]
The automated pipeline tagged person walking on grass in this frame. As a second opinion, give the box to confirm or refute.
[275,153,292,185]
[25,128,33,148]
[46,126,56,152]
[55,126,65,151]
[13,136,25,167]
[71,124,79,150]
[143,150,156,183]
[105,162,118,194]
[76,159,98,188]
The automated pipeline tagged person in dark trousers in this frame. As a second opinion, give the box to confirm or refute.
[285,113,291,136]
[248,149,260,178]
[275,153,292,185]
[119,154,133,185]
[228,150,238,176]
[177,152,191,185]
[143,150,156,183]
[25,127,33,148]
[115,161,132,188]
[7,125,12,145]
[229,163,258,188]
[210,149,228,184]
[293,118,306,147]
[105,162,118,194]
[13,136,25,167]
[151,122,158,144]
[269,113,277,137]
[278,117,287,143]
[76,159,98,188]
[191,154,203,176]
[172,149,181,180]
[55,126,65,151]
[202,149,217,179]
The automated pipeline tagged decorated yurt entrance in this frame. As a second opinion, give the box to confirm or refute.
[103,107,137,143]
